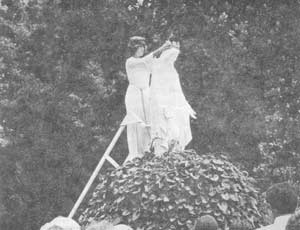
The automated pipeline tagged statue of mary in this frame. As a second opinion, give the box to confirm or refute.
[149,41,196,155]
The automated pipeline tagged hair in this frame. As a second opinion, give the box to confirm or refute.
[265,182,298,215]
[230,219,253,230]
[193,215,218,230]
[286,210,300,230]
[127,36,147,57]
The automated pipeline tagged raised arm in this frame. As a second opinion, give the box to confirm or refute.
[159,46,180,63]
[152,40,172,58]
[142,40,172,67]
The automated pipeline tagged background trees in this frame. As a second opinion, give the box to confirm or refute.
[0,0,300,229]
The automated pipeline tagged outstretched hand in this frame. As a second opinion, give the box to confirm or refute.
[164,40,172,47]
[171,41,180,49]
[164,40,180,49]
[161,40,172,51]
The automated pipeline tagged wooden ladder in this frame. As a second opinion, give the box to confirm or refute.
[68,120,126,218]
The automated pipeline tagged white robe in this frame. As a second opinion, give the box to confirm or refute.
[122,53,153,162]
[149,47,195,155]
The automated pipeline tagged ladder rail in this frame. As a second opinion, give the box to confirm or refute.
[68,90,152,219]
[68,122,126,219]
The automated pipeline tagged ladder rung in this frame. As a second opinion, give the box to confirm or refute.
[106,155,120,168]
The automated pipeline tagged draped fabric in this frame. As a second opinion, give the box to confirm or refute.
[149,47,195,155]
[122,53,153,162]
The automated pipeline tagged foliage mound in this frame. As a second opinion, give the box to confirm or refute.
[79,151,265,230]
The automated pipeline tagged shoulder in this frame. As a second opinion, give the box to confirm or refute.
[126,57,144,65]
[126,57,134,65]
[126,56,151,70]
[166,47,180,54]
[126,57,138,68]
[160,47,179,59]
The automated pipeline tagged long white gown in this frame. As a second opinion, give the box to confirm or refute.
[122,53,153,162]
[150,47,195,155]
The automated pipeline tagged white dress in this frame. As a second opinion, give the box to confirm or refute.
[122,53,153,162]
[150,47,195,155]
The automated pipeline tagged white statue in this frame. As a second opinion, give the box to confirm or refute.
[149,41,196,155]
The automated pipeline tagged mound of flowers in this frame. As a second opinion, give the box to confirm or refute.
[79,150,266,230]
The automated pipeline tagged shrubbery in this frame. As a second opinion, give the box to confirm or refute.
[79,151,267,230]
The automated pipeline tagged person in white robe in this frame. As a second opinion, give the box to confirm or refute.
[122,36,171,162]
[149,40,196,155]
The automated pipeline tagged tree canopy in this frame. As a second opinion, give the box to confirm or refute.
[0,0,300,229]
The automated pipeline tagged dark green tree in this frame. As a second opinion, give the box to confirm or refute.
[1,0,300,229]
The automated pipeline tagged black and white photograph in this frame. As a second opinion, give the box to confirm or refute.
[1,0,300,230]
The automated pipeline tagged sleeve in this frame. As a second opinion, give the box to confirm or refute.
[141,52,154,69]
[125,58,134,71]
[160,48,180,63]
[126,56,152,71]
[125,58,131,79]
[125,58,139,77]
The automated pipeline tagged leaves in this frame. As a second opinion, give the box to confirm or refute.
[2,0,300,229]
[217,202,229,214]
[79,151,265,230]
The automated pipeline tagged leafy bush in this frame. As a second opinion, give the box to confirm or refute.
[79,151,266,230]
